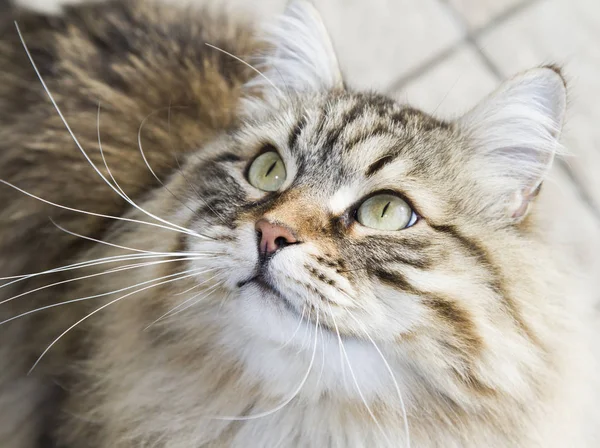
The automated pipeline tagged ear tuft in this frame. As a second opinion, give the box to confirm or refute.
[243,1,343,109]
[541,64,567,87]
[458,66,567,221]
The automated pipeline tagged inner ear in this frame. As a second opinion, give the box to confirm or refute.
[457,66,567,222]
[510,183,542,220]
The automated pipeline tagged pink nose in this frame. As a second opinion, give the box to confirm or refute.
[255,219,298,255]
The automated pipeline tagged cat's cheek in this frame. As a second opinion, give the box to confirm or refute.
[337,282,425,340]
[370,283,425,335]
[187,223,260,289]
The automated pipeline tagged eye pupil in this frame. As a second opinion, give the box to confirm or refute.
[381,201,391,218]
[265,161,278,177]
[356,193,415,231]
[247,151,287,192]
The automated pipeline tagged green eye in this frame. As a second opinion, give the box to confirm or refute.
[356,194,416,230]
[247,151,286,192]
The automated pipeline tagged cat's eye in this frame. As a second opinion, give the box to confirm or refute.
[247,151,286,192]
[356,194,417,230]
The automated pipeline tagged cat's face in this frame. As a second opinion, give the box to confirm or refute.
[185,93,472,345]
[166,1,565,404]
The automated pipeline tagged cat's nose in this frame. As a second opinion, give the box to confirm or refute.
[255,219,298,255]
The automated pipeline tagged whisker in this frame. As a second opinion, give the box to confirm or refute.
[136,110,201,214]
[136,108,229,229]
[326,303,392,446]
[212,308,320,421]
[278,303,306,349]
[27,267,207,374]
[205,43,282,95]
[325,307,349,392]
[98,102,219,240]
[2,268,212,329]
[144,275,222,329]
[346,311,410,448]
[0,256,207,307]
[96,102,128,198]
[0,179,200,241]
[0,254,145,282]
[14,22,204,241]
[51,219,217,257]
[172,268,224,296]
[314,326,326,390]
[173,281,223,317]
[0,252,203,286]
[164,101,220,226]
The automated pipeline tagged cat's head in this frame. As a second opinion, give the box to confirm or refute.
[172,1,566,410]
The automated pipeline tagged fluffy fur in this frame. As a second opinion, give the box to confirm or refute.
[0,1,598,447]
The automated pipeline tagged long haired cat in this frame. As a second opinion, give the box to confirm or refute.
[1,0,599,446]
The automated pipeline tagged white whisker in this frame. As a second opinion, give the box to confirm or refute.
[0,256,207,307]
[164,102,225,227]
[51,219,218,257]
[295,305,312,355]
[278,303,306,349]
[205,43,282,95]
[0,251,205,286]
[2,268,209,328]
[14,22,204,241]
[173,272,220,296]
[213,308,319,421]
[326,303,392,446]
[314,326,326,389]
[0,179,199,241]
[27,267,206,374]
[346,312,410,448]
[96,101,129,199]
[144,275,222,329]
[172,281,222,317]
[136,108,229,228]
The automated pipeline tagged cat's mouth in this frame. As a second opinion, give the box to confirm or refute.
[236,269,342,337]
[237,272,301,317]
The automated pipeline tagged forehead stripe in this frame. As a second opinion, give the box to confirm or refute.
[365,154,395,176]
[321,103,364,150]
[288,114,308,150]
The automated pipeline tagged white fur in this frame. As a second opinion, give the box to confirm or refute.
[328,185,360,215]
[458,68,566,216]
[242,0,343,112]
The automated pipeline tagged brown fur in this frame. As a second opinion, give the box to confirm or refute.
[0,1,257,445]
[0,1,598,447]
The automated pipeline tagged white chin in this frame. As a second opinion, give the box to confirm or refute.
[215,285,396,403]
[231,282,310,346]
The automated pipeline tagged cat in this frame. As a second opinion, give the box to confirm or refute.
[0,0,599,446]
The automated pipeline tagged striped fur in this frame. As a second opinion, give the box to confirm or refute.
[0,1,598,447]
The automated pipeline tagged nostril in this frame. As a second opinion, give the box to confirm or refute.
[274,236,290,248]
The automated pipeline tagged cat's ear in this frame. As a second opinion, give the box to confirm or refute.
[457,66,567,221]
[242,1,343,109]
